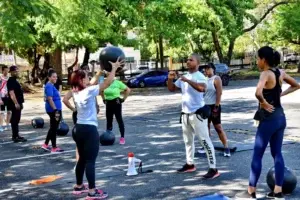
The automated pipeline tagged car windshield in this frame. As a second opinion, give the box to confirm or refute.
[137,71,148,77]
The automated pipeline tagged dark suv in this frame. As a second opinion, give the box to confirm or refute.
[199,63,231,86]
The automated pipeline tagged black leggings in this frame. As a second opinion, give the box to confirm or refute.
[10,104,23,139]
[45,110,61,148]
[106,98,125,137]
[74,124,99,189]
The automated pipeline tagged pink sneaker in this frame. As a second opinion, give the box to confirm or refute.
[119,137,125,145]
[41,144,51,151]
[51,147,64,153]
[72,184,89,195]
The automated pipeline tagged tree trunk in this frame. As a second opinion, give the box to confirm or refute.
[50,49,62,78]
[82,47,90,67]
[297,62,300,73]
[155,42,159,70]
[211,31,224,63]
[158,35,164,69]
[39,53,51,81]
[12,50,17,65]
[225,38,236,66]
[30,48,42,84]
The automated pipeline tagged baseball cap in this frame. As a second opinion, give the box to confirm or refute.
[9,65,18,72]
[204,63,216,70]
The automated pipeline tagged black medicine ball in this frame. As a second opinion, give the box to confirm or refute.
[99,131,115,146]
[266,166,297,194]
[57,121,69,136]
[31,117,44,128]
[99,46,125,72]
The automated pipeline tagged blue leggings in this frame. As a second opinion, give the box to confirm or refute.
[249,115,286,187]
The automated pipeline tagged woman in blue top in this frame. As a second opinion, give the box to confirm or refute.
[41,70,63,153]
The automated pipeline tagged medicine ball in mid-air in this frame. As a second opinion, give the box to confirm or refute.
[57,121,69,136]
[99,46,125,72]
[266,166,297,194]
[100,131,115,146]
[31,117,44,128]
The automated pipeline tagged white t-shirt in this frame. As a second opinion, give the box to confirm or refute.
[73,85,100,127]
[175,71,207,113]
[0,75,9,98]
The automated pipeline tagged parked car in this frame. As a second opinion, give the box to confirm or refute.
[199,63,231,86]
[284,53,300,63]
[127,70,168,88]
[124,66,150,76]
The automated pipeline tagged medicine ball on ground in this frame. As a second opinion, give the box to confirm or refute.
[57,120,69,136]
[99,46,125,72]
[31,117,44,128]
[266,166,297,194]
[100,131,115,146]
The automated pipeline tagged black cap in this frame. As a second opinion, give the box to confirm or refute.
[204,63,216,70]
[9,65,18,72]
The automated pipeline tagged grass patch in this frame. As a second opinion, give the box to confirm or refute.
[232,69,300,80]
[231,70,260,80]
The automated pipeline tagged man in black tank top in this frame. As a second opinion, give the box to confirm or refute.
[236,46,300,199]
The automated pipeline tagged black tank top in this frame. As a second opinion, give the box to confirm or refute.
[254,68,284,121]
[262,68,282,108]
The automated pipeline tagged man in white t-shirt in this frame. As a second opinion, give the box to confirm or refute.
[167,53,219,179]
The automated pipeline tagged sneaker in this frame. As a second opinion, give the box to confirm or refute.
[198,147,206,154]
[51,147,64,153]
[41,144,51,151]
[266,192,285,199]
[86,189,108,199]
[202,168,220,179]
[235,191,257,199]
[177,163,196,173]
[72,184,89,195]
[224,148,231,157]
[5,125,11,131]
[12,136,27,143]
[119,137,125,145]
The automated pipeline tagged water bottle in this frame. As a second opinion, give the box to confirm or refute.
[99,75,104,84]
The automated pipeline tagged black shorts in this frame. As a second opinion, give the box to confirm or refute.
[1,97,12,111]
[207,104,221,125]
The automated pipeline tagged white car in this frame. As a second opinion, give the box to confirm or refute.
[284,53,300,62]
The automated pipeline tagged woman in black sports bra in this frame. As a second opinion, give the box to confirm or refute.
[236,46,300,199]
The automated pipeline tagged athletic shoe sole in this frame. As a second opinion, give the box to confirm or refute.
[72,184,89,195]
[203,171,220,179]
[177,167,196,173]
[85,193,108,200]
[41,147,51,151]
[266,196,285,200]
[224,153,231,157]
[51,151,64,154]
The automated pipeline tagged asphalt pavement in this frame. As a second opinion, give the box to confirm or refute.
[0,79,299,200]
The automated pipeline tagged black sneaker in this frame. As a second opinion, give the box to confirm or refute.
[235,191,257,199]
[86,189,108,199]
[202,168,220,179]
[177,163,196,173]
[266,192,285,199]
[12,136,27,143]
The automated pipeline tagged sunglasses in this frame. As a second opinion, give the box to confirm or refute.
[187,59,194,61]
